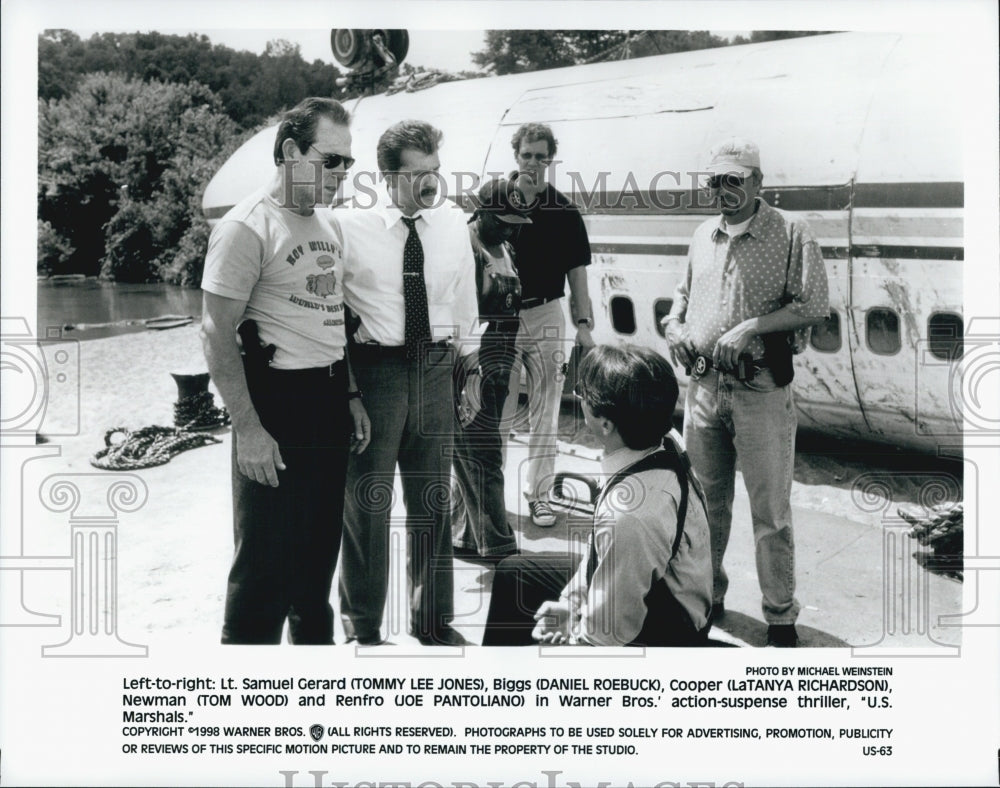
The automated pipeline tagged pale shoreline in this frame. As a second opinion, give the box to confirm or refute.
[34,324,233,640]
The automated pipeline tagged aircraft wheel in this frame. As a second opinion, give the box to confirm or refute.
[330,29,369,68]
[368,29,409,68]
[384,29,409,65]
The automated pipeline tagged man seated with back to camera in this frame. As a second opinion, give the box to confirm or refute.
[482,344,713,647]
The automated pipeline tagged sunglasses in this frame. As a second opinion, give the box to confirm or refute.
[518,152,551,162]
[707,173,749,189]
[309,145,355,170]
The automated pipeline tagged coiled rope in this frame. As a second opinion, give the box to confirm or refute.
[90,426,221,471]
[174,391,230,431]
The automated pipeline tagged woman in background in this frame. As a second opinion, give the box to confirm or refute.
[451,178,530,561]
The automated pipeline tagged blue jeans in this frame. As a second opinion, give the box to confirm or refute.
[682,368,799,625]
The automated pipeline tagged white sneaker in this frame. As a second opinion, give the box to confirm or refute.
[529,500,556,527]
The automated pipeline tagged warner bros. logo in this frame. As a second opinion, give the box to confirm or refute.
[309,724,324,742]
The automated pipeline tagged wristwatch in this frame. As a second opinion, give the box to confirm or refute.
[347,390,363,400]
[576,317,594,330]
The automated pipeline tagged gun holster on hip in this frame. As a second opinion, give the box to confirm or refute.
[237,320,276,386]
[761,331,794,387]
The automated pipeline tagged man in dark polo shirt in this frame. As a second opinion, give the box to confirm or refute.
[508,122,595,527]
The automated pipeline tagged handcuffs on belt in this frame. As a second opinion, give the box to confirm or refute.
[686,352,761,382]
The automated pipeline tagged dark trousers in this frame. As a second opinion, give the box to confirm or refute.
[222,362,350,645]
[482,553,577,645]
[482,553,710,647]
[338,344,456,642]
[452,324,518,556]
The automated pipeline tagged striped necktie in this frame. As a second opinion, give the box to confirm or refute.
[401,216,431,360]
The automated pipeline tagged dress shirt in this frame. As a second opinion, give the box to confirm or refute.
[559,444,713,646]
[674,197,829,358]
[330,192,480,355]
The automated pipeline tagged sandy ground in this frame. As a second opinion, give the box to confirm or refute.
[15,323,965,650]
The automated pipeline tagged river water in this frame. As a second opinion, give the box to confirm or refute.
[38,279,203,340]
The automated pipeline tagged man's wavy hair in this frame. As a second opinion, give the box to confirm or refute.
[377,119,443,174]
[576,345,678,450]
[510,122,558,159]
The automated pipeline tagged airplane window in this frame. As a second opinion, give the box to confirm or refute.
[610,296,637,335]
[866,308,901,355]
[810,311,841,352]
[928,312,964,361]
[653,298,674,338]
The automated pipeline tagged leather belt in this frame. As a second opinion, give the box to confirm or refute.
[687,354,765,381]
[268,358,347,378]
[520,296,560,310]
[352,340,451,359]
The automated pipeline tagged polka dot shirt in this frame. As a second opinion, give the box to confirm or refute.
[674,198,829,358]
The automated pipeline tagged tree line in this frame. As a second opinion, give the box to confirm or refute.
[39,31,344,128]
[38,31,350,283]
[471,30,829,74]
[37,29,828,284]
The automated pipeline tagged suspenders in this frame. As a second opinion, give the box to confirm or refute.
[586,443,699,585]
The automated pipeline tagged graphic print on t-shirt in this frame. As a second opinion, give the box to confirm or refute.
[307,271,338,297]
[287,241,342,303]
[306,251,339,297]
[203,193,351,369]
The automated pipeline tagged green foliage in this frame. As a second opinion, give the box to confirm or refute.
[471,30,830,74]
[37,219,75,277]
[630,30,731,58]
[39,72,249,283]
[101,199,160,282]
[472,30,722,74]
[38,30,343,129]
[738,31,835,44]
[35,30,353,284]
[472,30,583,74]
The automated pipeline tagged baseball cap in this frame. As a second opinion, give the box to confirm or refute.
[469,178,532,224]
[704,137,761,177]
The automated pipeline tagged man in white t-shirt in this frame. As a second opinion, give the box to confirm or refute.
[200,97,370,644]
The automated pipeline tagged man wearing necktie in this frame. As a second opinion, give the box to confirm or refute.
[330,120,479,645]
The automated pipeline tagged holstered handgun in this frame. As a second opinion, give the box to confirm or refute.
[761,331,794,387]
[237,319,276,383]
[344,305,361,341]
[737,353,754,382]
